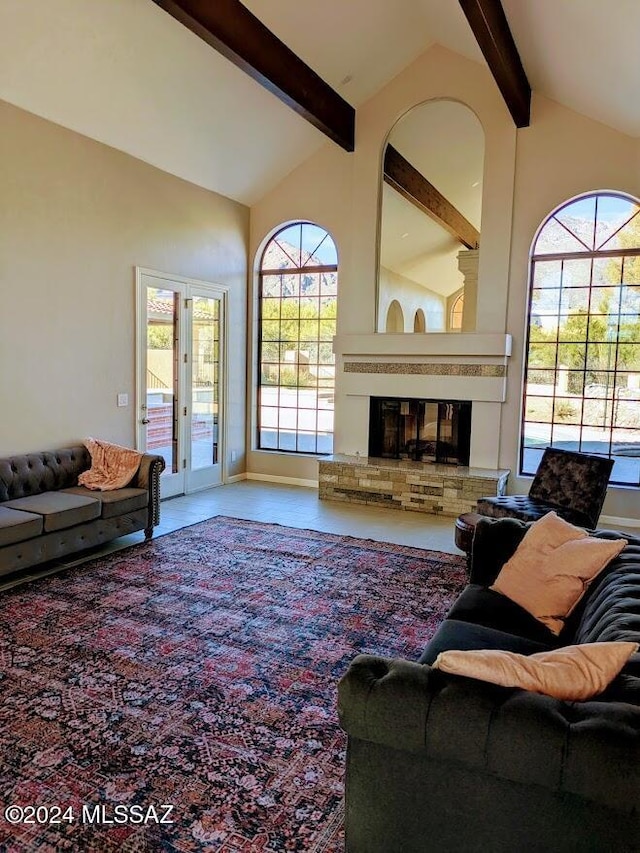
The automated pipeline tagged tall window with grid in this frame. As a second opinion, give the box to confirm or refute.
[258,222,337,454]
[522,192,640,486]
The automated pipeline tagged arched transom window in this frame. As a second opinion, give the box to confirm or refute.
[522,192,640,486]
[258,222,337,454]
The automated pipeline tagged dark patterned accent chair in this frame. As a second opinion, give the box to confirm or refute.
[476,447,614,530]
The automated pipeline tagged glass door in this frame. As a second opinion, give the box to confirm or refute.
[186,290,222,492]
[136,270,226,498]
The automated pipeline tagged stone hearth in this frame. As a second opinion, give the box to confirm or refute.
[319,454,509,517]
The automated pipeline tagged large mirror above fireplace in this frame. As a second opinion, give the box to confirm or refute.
[377,99,484,334]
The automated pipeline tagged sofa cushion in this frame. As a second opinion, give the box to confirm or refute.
[476,495,593,528]
[0,506,44,546]
[61,486,148,519]
[447,584,559,646]
[490,512,627,635]
[432,642,639,701]
[420,619,553,665]
[3,491,100,532]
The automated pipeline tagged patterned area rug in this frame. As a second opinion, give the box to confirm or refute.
[0,517,466,852]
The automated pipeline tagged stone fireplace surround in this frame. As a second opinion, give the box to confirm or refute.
[319,332,512,516]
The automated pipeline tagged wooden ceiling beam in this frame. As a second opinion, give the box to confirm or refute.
[152,0,355,152]
[384,146,480,250]
[459,0,531,128]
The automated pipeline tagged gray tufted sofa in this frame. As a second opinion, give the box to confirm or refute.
[338,517,640,852]
[0,445,165,576]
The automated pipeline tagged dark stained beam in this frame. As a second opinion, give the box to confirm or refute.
[384,146,480,250]
[459,0,531,128]
[152,0,355,152]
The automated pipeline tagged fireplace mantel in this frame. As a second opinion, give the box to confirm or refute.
[333,333,512,359]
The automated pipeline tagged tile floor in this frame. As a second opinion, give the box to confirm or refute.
[154,480,460,552]
[0,482,461,592]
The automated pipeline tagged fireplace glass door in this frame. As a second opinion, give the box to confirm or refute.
[369,398,471,465]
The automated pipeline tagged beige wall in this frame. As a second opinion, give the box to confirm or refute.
[0,100,249,477]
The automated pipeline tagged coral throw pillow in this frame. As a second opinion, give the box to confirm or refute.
[432,642,639,701]
[78,438,143,491]
[490,512,627,635]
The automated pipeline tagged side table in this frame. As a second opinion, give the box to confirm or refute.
[454,511,482,573]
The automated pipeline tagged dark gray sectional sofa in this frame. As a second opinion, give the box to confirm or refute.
[0,445,165,576]
[338,516,640,852]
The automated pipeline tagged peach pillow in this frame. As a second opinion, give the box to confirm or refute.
[490,512,627,635]
[432,642,639,701]
[78,438,143,491]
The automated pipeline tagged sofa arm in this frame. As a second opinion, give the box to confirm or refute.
[338,654,640,811]
[133,453,165,533]
[338,654,438,753]
[469,516,528,585]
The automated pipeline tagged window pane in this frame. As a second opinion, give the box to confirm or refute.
[532,259,562,288]
[261,275,282,298]
[321,271,338,296]
[260,429,277,449]
[623,257,640,285]
[610,456,640,487]
[535,218,589,255]
[528,341,557,368]
[553,397,582,425]
[526,368,556,394]
[583,399,611,427]
[525,396,553,422]
[561,258,592,288]
[557,342,585,368]
[559,288,589,314]
[555,197,596,249]
[558,316,588,341]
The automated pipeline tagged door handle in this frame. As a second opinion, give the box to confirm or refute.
[141,418,150,425]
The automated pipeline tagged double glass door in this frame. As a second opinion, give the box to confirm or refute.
[136,269,226,498]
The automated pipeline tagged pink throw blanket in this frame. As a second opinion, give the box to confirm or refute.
[78,438,143,491]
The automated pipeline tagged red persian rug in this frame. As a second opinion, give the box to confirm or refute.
[0,517,466,852]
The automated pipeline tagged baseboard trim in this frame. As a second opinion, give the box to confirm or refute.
[599,514,640,529]
[226,473,247,484]
[246,473,319,488]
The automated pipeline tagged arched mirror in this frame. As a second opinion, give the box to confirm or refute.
[377,99,484,333]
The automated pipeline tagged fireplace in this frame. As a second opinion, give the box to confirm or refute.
[368,397,471,465]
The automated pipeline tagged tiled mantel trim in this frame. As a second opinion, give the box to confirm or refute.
[343,362,506,377]
[319,454,510,517]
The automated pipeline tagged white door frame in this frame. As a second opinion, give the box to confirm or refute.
[135,267,229,497]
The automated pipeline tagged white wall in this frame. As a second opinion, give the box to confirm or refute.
[0,100,249,478]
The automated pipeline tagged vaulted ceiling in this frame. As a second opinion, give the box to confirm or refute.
[1,0,638,207]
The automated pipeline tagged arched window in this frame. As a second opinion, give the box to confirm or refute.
[413,308,426,333]
[450,292,464,331]
[522,191,640,486]
[258,222,337,454]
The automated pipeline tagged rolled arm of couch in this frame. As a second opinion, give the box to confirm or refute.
[133,453,165,529]
[338,653,640,811]
[469,516,528,585]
